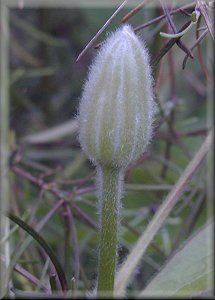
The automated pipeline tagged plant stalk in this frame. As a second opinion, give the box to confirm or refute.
[97,167,123,296]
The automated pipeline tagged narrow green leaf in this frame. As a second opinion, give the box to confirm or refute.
[6,212,68,292]
[140,221,213,297]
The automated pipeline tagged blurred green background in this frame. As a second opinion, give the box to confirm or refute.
[6,3,212,296]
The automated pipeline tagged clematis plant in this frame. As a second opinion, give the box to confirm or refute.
[78,24,155,297]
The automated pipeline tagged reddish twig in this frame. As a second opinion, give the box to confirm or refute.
[179,8,192,17]
[122,0,150,22]
[152,20,192,66]
[56,171,95,188]
[182,28,208,69]
[0,256,51,294]
[134,2,195,32]
[197,0,215,41]
[11,165,98,230]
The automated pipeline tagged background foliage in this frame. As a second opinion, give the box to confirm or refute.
[1,1,213,298]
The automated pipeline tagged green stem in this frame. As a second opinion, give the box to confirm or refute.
[97,167,123,297]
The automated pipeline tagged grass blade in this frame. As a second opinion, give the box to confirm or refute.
[6,212,68,292]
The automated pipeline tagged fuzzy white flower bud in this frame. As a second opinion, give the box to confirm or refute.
[79,25,155,169]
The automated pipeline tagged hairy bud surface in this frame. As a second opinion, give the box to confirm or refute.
[79,25,155,169]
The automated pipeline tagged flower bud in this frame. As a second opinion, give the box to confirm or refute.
[78,25,155,169]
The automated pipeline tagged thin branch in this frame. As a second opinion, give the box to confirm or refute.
[160,0,193,58]
[179,8,192,17]
[152,20,192,66]
[10,165,98,230]
[197,0,215,41]
[114,131,213,296]
[0,255,51,294]
[122,0,150,22]
[134,2,196,32]
[182,28,208,69]
[56,171,95,187]
[76,0,129,62]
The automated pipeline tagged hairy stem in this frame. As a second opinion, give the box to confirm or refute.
[97,167,123,296]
